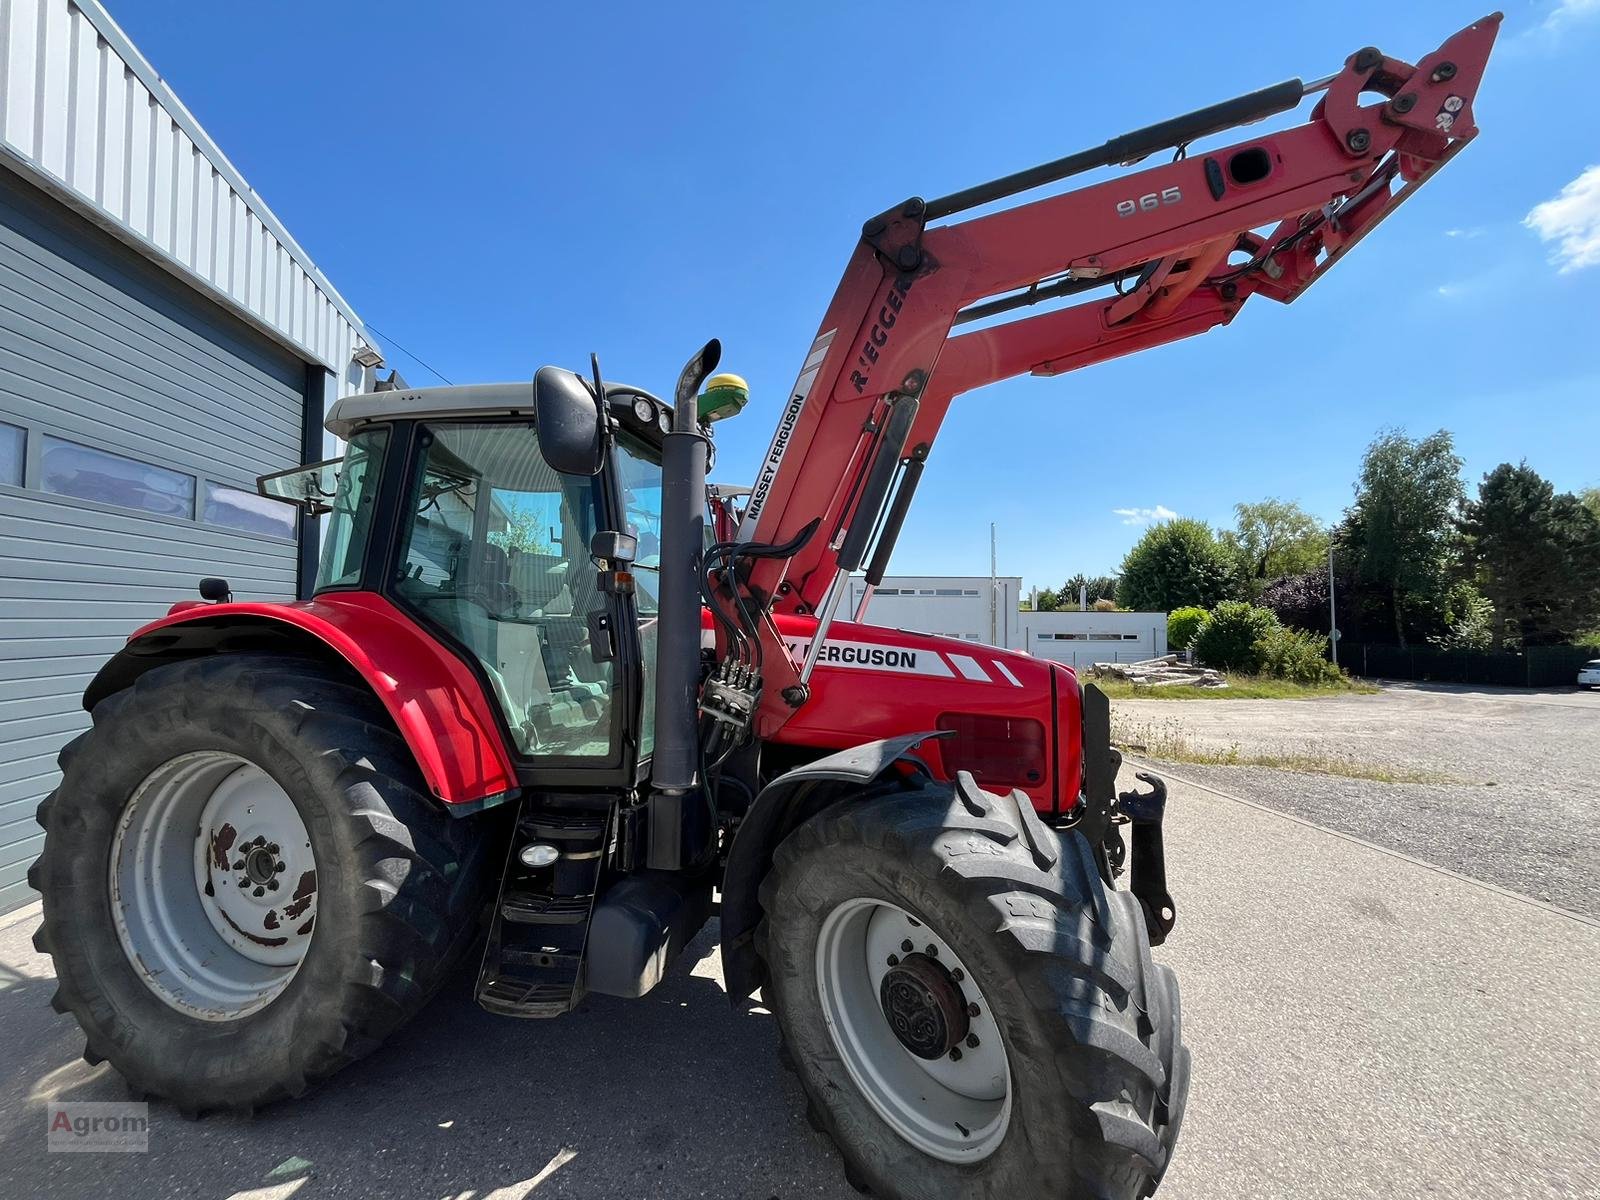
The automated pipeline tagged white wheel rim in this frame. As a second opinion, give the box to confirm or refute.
[815,897,1012,1163]
[109,751,317,1020]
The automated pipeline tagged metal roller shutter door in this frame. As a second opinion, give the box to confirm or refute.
[0,168,309,913]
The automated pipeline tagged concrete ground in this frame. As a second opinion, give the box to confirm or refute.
[2,770,1596,1200]
[1112,681,1600,917]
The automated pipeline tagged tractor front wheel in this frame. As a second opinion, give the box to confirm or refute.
[758,774,1188,1199]
[29,653,499,1113]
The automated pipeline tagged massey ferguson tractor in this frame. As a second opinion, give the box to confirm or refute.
[30,16,1497,1199]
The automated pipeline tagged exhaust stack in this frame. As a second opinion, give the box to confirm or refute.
[647,339,720,866]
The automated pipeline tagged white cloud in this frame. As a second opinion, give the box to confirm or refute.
[1525,165,1600,273]
[1443,227,1484,239]
[1543,0,1599,31]
[1112,505,1179,526]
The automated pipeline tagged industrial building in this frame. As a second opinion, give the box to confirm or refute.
[848,575,1168,668]
[0,0,379,911]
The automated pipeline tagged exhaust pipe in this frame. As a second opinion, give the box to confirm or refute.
[647,339,720,866]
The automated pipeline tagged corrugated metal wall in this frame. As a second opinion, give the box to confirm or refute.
[0,0,371,379]
[0,167,306,911]
[0,0,382,914]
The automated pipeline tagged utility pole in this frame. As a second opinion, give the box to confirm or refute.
[1328,543,1339,669]
[989,522,998,645]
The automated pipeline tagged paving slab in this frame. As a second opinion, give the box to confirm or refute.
[0,771,1593,1199]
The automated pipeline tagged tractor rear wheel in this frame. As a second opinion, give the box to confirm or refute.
[29,653,500,1113]
[758,773,1188,1199]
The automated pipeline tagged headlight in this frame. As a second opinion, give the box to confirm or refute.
[632,397,655,425]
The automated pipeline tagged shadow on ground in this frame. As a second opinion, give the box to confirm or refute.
[0,921,856,1200]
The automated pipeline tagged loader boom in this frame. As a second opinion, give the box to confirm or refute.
[730,13,1501,735]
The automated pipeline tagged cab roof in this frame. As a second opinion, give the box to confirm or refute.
[325,378,669,441]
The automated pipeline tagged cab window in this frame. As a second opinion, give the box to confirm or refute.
[394,422,614,759]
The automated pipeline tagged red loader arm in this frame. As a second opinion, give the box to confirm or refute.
[729,14,1500,736]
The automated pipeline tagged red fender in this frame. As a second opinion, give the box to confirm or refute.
[91,591,518,807]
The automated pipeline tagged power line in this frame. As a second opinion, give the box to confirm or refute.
[364,321,453,386]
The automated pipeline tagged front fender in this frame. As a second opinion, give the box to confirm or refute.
[720,731,948,1001]
[86,591,519,808]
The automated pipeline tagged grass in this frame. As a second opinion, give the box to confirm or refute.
[1110,716,1453,784]
[1089,673,1378,701]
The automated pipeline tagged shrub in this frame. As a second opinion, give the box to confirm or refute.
[1253,625,1341,684]
[1167,606,1208,652]
[1192,601,1280,673]
[1091,597,1119,612]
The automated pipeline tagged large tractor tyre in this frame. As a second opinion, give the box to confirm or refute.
[757,773,1189,1200]
[29,653,501,1114]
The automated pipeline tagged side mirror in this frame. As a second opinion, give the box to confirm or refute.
[533,366,605,476]
[258,457,340,516]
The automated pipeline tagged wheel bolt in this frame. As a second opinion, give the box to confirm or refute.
[253,886,265,897]
[966,1034,980,1049]
[886,954,899,967]
[925,945,938,958]
[901,939,913,953]
[233,860,245,870]
[968,1002,981,1017]
[951,969,965,982]
[267,880,280,891]
[949,1046,963,1061]
[275,861,286,872]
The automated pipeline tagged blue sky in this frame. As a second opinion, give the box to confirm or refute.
[111,0,1600,588]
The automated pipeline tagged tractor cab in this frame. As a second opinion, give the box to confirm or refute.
[262,373,673,784]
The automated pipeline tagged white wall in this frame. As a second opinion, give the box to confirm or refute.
[1019,610,1168,668]
[849,575,1166,667]
[847,576,1023,646]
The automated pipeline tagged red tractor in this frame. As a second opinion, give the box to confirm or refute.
[31,17,1497,1199]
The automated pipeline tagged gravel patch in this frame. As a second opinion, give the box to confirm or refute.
[1112,683,1600,918]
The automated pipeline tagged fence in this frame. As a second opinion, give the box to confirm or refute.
[1339,642,1600,688]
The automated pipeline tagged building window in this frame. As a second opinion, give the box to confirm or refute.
[963,589,979,596]
[935,588,963,596]
[0,422,22,486]
[40,436,194,518]
[203,481,297,540]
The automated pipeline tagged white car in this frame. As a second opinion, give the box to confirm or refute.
[1580,660,1600,689]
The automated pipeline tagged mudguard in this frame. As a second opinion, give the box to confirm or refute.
[720,730,949,1001]
[85,591,519,809]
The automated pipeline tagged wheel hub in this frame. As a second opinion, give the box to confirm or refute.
[242,844,279,886]
[879,953,970,1060]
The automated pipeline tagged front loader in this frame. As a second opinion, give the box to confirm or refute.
[30,16,1499,1199]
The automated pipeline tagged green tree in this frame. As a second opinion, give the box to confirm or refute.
[1115,519,1238,612]
[1032,587,1060,612]
[1061,573,1118,608]
[487,507,553,555]
[1581,487,1600,524]
[1347,428,1464,647]
[1460,463,1600,646]
[1221,498,1329,594]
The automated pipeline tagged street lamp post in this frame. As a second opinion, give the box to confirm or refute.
[1328,544,1339,670]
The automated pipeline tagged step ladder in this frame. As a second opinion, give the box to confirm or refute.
[475,800,611,1018]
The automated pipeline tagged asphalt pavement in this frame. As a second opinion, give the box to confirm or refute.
[1,769,1596,1200]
